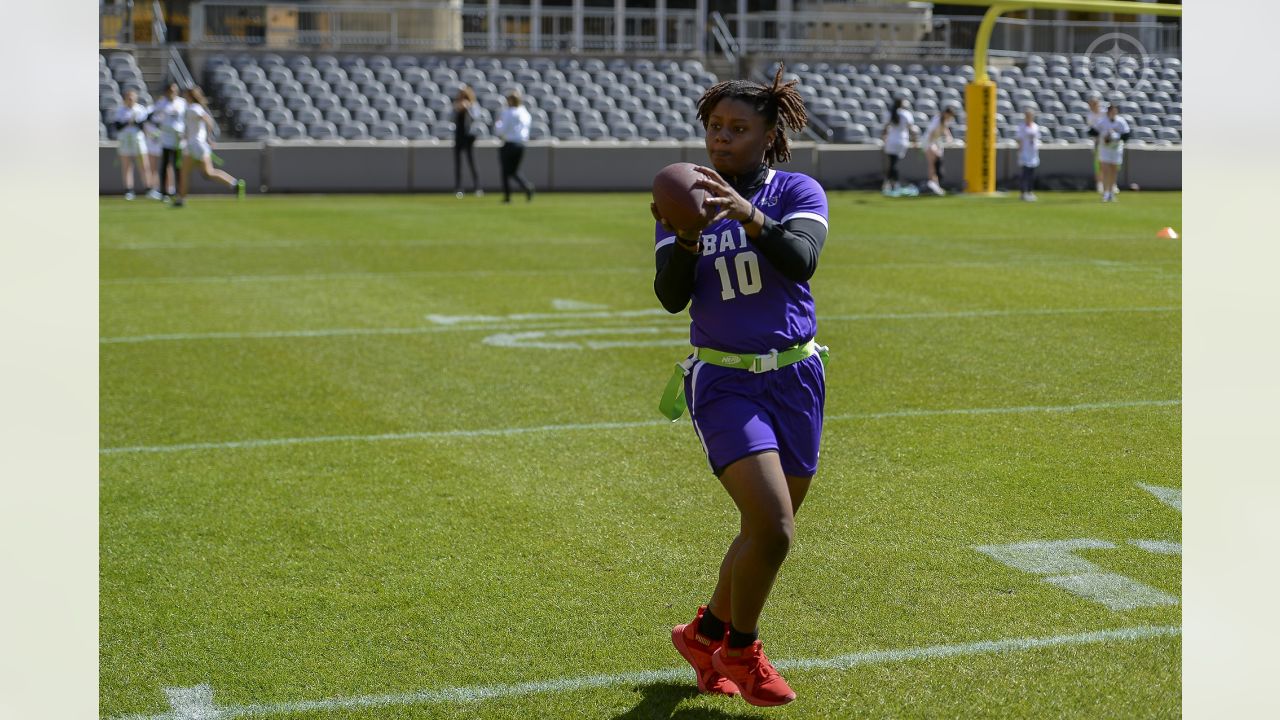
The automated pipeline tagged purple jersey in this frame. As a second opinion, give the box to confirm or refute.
[654,168,829,353]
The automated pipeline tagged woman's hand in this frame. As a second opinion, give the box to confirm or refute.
[693,166,755,225]
[650,202,704,252]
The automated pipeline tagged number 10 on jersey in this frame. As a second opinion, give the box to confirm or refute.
[713,251,763,300]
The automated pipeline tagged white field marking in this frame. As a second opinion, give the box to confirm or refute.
[1138,483,1182,512]
[101,305,1179,345]
[98,321,601,345]
[98,259,1182,287]
[819,306,1179,322]
[99,398,1179,456]
[103,237,609,251]
[482,326,689,350]
[100,267,642,286]
[551,298,610,311]
[975,540,1179,611]
[425,308,670,325]
[1129,540,1182,554]
[161,685,218,720]
[108,625,1181,720]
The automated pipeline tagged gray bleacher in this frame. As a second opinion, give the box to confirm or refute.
[105,49,1181,147]
[202,53,718,143]
[772,53,1181,146]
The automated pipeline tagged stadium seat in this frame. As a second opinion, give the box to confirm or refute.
[668,123,696,141]
[306,121,337,140]
[370,121,400,140]
[339,121,369,140]
[1156,127,1180,142]
[275,121,307,140]
[638,122,667,141]
[242,121,275,140]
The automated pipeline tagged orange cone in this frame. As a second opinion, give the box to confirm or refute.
[1156,227,1179,239]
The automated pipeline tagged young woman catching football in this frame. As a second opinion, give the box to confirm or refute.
[651,66,828,707]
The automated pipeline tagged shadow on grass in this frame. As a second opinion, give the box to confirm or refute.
[611,681,759,720]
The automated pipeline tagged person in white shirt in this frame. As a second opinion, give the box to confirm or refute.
[494,91,534,203]
[1014,109,1041,202]
[1085,95,1105,193]
[880,98,917,195]
[922,106,955,196]
[173,86,244,208]
[151,82,187,201]
[111,89,158,200]
[1094,103,1132,203]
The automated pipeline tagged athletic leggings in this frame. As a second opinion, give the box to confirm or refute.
[453,138,479,192]
[499,142,533,201]
[1020,165,1036,194]
[885,153,902,183]
[160,147,181,196]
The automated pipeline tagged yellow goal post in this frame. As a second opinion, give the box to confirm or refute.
[899,0,1182,193]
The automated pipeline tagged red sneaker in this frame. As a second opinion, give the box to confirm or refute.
[671,606,740,696]
[711,640,796,706]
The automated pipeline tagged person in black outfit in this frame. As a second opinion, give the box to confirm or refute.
[452,86,482,198]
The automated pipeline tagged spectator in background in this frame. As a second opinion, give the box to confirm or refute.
[880,97,916,196]
[144,111,167,198]
[1085,95,1105,193]
[1094,103,1132,203]
[1015,109,1041,202]
[452,85,483,198]
[111,89,157,200]
[495,91,535,203]
[922,106,955,196]
[173,86,244,208]
[152,82,186,202]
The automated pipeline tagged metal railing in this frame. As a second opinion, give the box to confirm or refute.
[459,6,701,54]
[709,11,739,67]
[172,1,1182,61]
[944,15,1181,59]
[190,1,464,49]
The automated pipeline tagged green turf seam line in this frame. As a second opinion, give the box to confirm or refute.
[99,399,1180,455]
[99,306,1180,345]
[105,625,1180,720]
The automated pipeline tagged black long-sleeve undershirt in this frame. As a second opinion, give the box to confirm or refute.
[653,215,828,313]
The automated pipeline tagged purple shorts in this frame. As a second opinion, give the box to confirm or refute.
[684,353,826,477]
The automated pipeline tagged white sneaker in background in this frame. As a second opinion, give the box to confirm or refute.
[124,191,135,201]
[927,180,945,196]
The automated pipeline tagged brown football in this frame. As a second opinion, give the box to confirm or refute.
[652,162,710,231]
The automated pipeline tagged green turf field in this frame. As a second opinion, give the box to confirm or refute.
[100,190,1181,719]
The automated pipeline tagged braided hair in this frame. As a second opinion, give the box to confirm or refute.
[696,65,808,166]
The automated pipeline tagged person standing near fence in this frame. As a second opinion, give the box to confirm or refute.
[1086,95,1105,193]
[880,97,916,196]
[494,91,534,203]
[152,82,186,202]
[1094,103,1131,203]
[922,106,955,196]
[1015,109,1041,202]
[111,89,157,200]
[452,85,483,198]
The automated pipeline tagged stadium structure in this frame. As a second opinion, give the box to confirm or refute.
[99,0,1181,194]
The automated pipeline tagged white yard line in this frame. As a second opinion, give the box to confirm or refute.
[106,624,1180,720]
[99,399,1180,456]
[100,306,1179,345]
[99,258,1179,286]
